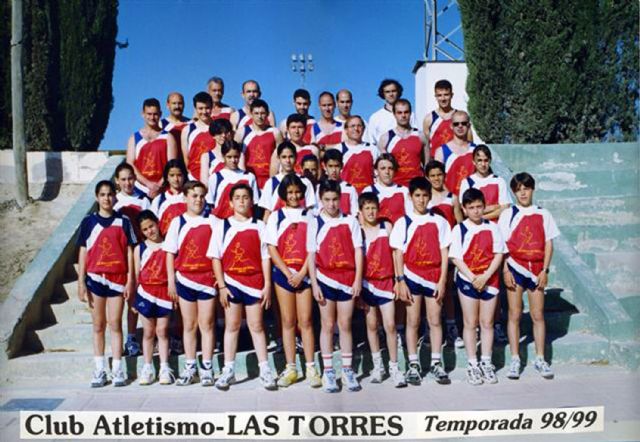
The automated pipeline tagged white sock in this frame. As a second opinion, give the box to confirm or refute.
[160,362,170,370]
[259,361,270,373]
[111,359,121,372]
[431,353,441,366]
[305,362,315,370]
[468,358,478,367]
[481,355,491,365]
[224,360,235,371]
[389,361,398,370]
[94,356,105,371]
[185,359,196,369]
[511,355,520,362]
[408,354,419,364]
[372,351,382,366]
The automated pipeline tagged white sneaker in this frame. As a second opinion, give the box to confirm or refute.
[405,362,422,386]
[430,362,451,385]
[480,360,498,384]
[534,358,554,379]
[466,364,483,386]
[215,366,236,390]
[112,369,127,387]
[260,368,278,391]
[322,369,339,393]
[158,366,175,385]
[138,365,155,386]
[341,367,361,392]
[200,367,214,387]
[454,337,465,349]
[90,369,108,388]
[370,362,384,384]
[507,358,521,380]
[389,365,407,388]
[176,365,198,386]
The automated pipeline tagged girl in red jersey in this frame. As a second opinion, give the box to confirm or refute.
[199,118,240,186]
[209,183,277,391]
[358,192,407,388]
[362,154,412,225]
[307,179,364,393]
[265,174,321,388]
[499,172,560,381]
[450,188,506,386]
[133,210,174,386]
[77,180,137,388]
[164,181,216,387]
[150,160,188,237]
[458,145,511,222]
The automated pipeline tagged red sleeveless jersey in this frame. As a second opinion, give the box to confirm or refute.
[429,110,454,157]
[405,222,443,284]
[441,143,476,195]
[340,142,377,193]
[186,123,215,179]
[133,131,169,183]
[243,126,277,188]
[386,128,423,187]
[428,193,456,228]
[365,226,394,281]
[138,245,168,286]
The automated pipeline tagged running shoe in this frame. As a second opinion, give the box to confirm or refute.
[306,366,322,388]
[390,365,407,388]
[215,366,236,390]
[90,369,108,388]
[430,362,451,385]
[277,366,298,388]
[405,362,422,386]
[138,364,155,386]
[158,366,175,385]
[112,369,127,387]
[322,369,339,393]
[176,365,198,386]
[370,362,385,384]
[466,364,483,386]
[341,367,362,392]
[534,358,554,380]
[200,367,214,387]
[507,358,521,380]
[260,368,278,391]
[480,360,498,384]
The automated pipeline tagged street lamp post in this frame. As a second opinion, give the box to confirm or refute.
[291,53,314,87]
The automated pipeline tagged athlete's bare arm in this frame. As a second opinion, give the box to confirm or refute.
[166,132,178,162]
[268,111,276,128]
[200,151,210,186]
[419,132,430,164]
[434,146,444,163]
[233,129,244,145]
[126,134,155,190]
[230,111,240,130]
[377,132,389,154]
[180,128,190,169]
[422,113,433,146]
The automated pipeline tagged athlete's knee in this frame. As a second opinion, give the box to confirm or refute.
[530,308,545,324]
[247,319,264,334]
[479,317,494,330]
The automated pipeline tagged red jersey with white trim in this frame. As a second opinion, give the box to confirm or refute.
[204,149,225,181]
[115,190,150,242]
[163,213,215,288]
[312,120,343,147]
[361,183,412,224]
[77,213,137,275]
[429,110,454,157]
[205,168,259,219]
[386,128,424,187]
[428,192,456,228]
[150,189,187,236]
[307,213,362,292]
[241,126,277,188]
[133,131,170,184]
[458,173,510,210]
[450,219,506,290]
[390,211,451,286]
[265,208,310,273]
[258,173,316,213]
[235,108,253,129]
[294,144,318,174]
[363,222,394,299]
[315,181,358,216]
[211,106,233,121]
[339,142,379,193]
[441,143,476,195]
[138,242,168,286]
[160,117,189,154]
[498,205,559,269]
[185,122,215,180]
[207,217,269,298]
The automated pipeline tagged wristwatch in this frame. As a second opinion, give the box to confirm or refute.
[544,268,550,274]
[395,275,406,282]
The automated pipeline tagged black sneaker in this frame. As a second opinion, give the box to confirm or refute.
[405,362,422,385]
[430,362,451,385]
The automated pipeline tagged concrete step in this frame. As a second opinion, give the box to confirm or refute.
[36,323,107,353]
[538,196,639,227]
[575,251,640,299]
[532,170,638,199]
[562,225,640,251]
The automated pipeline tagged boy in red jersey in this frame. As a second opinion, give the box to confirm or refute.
[127,98,178,199]
[77,180,137,388]
[362,154,412,224]
[391,177,452,386]
[378,99,428,187]
[209,183,277,391]
[311,92,344,150]
[181,92,215,181]
[285,113,319,174]
[230,80,276,129]
[278,89,316,144]
[134,210,174,385]
[499,172,560,380]
[308,179,364,393]
[164,181,216,387]
[359,192,406,388]
[320,149,358,216]
[450,188,506,386]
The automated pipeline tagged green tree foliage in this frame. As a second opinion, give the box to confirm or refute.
[1,0,118,151]
[459,0,639,143]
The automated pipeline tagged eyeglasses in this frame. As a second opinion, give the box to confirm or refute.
[452,121,469,127]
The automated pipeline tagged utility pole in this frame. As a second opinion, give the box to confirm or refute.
[12,0,28,208]
[291,53,314,87]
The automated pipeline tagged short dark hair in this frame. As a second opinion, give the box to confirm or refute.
[393,98,412,113]
[221,140,242,156]
[293,88,311,101]
[473,144,492,161]
[242,79,260,92]
[193,91,212,107]
[318,91,335,102]
[301,154,319,166]
[95,180,115,195]
[277,141,297,157]
[434,79,452,91]
[286,113,307,127]
[424,160,445,176]
[250,98,269,113]
[358,191,379,209]
[318,178,341,198]
[510,172,536,192]
[322,148,343,165]
[142,98,161,110]
[229,182,253,200]
[207,76,224,88]
[183,180,206,196]
[408,176,432,196]
[115,162,135,178]
[137,209,158,227]
[377,79,403,99]
[277,173,306,201]
[209,118,233,136]
[163,159,187,185]
[375,152,398,170]
[461,187,485,207]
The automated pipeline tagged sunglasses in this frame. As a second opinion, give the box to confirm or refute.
[452,121,470,127]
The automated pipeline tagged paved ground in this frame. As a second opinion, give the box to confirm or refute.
[0,363,638,441]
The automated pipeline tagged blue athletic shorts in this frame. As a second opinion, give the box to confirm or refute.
[273,266,310,292]
[361,287,393,307]
[455,274,496,301]
[318,280,352,302]
[85,274,122,298]
[405,276,435,298]
[134,291,172,319]
[176,280,215,302]
[227,284,260,306]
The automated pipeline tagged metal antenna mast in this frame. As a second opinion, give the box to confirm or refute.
[424,0,465,61]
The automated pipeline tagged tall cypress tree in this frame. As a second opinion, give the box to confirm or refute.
[459,0,639,143]
[0,0,11,150]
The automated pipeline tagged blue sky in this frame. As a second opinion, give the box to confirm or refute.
[100,0,464,150]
